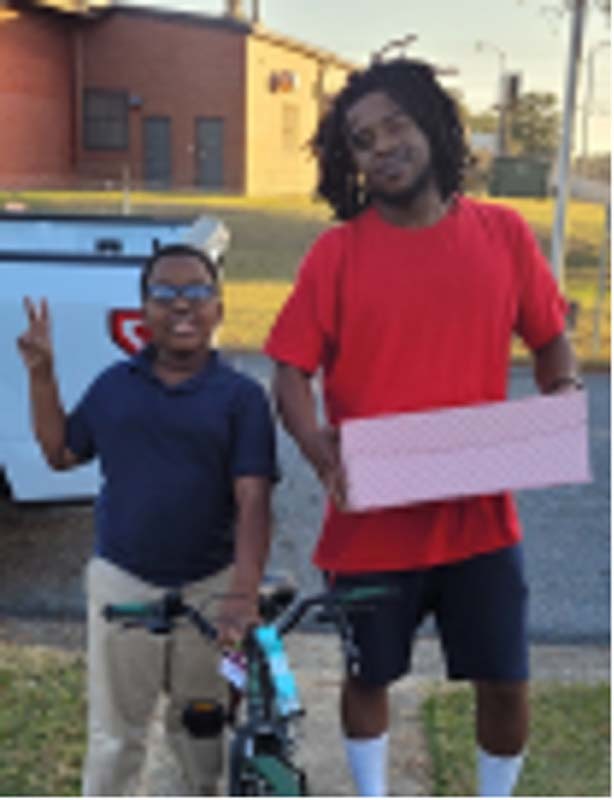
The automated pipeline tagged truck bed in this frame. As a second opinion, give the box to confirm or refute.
[1,211,229,502]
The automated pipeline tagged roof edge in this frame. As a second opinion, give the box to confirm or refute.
[108,3,253,33]
[7,0,112,18]
[251,24,358,70]
[5,0,360,68]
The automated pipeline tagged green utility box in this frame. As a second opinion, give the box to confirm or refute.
[488,157,550,197]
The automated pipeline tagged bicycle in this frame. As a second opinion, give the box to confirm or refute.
[104,575,392,796]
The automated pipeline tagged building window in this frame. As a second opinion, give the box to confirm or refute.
[281,103,300,153]
[83,89,129,150]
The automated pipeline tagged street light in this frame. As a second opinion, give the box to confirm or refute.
[475,39,508,155]
[372,33,418,63]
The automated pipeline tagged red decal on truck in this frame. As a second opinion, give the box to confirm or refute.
[109,310,151,355]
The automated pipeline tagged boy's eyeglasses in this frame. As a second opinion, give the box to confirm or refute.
[147,283,218,303]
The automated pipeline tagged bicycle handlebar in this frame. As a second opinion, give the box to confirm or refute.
[104,585,393,643]
[104,591,218,640]
[274,587,381,636]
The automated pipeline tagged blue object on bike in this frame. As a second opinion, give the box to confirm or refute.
[254,625,301,717]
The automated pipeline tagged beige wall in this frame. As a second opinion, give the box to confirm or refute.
[245,36,351,196]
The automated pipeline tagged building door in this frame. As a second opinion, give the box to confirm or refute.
[195,118,224,189]
[143,117,171,187]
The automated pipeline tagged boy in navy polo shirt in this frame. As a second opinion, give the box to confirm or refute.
[17,244,277,796]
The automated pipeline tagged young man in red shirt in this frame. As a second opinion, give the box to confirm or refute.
[265,59,581,796]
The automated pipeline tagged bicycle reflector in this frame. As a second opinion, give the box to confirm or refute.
[182,699,226,738]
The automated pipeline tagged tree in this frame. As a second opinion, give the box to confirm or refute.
[572,152,611,181]
[508,92,561,157]
[467,111,498,134]
[447,87,472,129]
[595,0,610,17]
[519,0,610,18]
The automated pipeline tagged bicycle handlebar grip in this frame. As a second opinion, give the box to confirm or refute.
[103,602,155,621]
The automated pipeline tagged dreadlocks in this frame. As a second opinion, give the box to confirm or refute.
[313,58,469,221]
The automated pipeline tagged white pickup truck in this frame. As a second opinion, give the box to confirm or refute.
[1,212,230,502]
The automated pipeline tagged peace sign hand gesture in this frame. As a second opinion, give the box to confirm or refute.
[17,297,54,377]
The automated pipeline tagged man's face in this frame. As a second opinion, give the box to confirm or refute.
[143,254,222,355]
[345,90,434,206]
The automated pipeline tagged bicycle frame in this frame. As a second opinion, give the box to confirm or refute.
[104,582,394,796]
[228,623,307,795]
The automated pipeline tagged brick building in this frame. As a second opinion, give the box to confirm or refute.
[0,0,354,194]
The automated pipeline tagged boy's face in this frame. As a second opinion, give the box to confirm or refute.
[143,254,222,355]
[345,90,434,205]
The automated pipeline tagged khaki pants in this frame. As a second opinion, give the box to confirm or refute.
[82,557,230,796]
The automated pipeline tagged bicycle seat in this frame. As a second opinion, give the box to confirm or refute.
[258,573,298,623]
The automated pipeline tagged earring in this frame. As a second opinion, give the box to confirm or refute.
[356,172,367,205]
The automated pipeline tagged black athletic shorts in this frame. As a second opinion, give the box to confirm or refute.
[327,544,529,687]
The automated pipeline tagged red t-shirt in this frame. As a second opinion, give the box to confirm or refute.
[264,196,567,573]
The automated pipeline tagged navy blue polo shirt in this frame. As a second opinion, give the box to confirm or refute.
[66,347,277,587]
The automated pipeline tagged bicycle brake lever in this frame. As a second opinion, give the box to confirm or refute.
[146,618,172,635]
[146,592,185,634]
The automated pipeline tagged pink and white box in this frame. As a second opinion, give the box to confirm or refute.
[341,391,591,513]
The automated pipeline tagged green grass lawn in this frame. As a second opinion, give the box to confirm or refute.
[0,645,86,796]
[1,190,609,362]
[422,682,611,796]
[0,642,609,796]
[0,189,607,277]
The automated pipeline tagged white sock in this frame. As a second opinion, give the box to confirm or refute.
[477,747,524,797]
[344,733,389,796]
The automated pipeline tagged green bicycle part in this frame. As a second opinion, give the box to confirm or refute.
[108,602,151,615]
[250,754,304,796]
[337,585,397,604]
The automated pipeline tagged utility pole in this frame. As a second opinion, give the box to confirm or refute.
[550,0,588,288]
[581,39,610,172]
[475,40,507,155]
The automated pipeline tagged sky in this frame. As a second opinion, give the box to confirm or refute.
[125,0,611,154]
